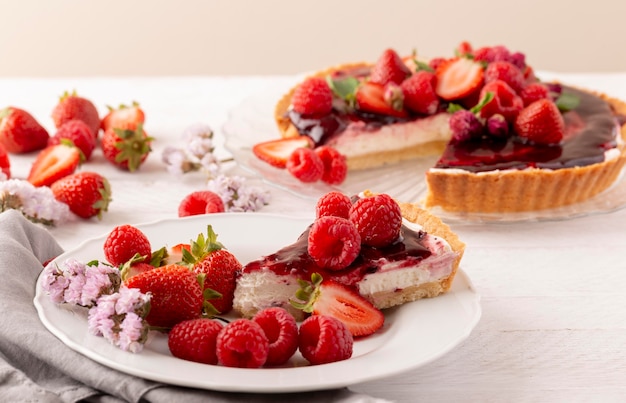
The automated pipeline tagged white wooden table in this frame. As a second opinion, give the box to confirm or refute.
[3,74,626,402]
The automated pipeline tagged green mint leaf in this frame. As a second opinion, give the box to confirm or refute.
[555,92,580,112]
[326,75,359,102]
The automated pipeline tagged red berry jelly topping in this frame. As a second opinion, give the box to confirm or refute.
[242,224,431,288]
[436,86,620,172]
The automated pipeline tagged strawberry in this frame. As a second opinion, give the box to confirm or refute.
[298,314,353,365]
[369,48,411,86]
[355,82,408,118]
[50,171,111,219]
[101,102,145,132]
[291,77,333,116]
[125,264,204,328]
[252,136,314,169]
[182,225,243,314]
[291,273,385,337]
[101,124,152,172]
[51,91,100,139]
[479,80,524,122]
[0,143,10,179]
[0,107,49,154]
[514,99,565,145]
[401,71,440,115]
[48,120,96,161]
[103,224,152,267]
[27,143,81,187]
[168,318,224,364]
[178,190,225,217]
[435,57,484,101]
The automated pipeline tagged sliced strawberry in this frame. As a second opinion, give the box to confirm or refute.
[27,143,81,187]
[514,99,565,145]
[291,274,384,337]
[252,136,314,169]
[370,48,411,86]
[355,82,408,118]
[435,57,484,101]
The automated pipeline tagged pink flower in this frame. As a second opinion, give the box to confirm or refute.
[87,286,151,353]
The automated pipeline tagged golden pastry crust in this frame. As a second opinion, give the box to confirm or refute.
[424,92,626,213]
[363,190,465,308]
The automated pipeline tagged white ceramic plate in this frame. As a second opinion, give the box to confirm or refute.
[34,213,481,393]
[222,81,626,224]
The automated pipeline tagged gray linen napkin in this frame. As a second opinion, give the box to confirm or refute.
[0,210,390,403]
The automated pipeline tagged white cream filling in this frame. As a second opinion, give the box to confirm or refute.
[357,219,455,296]
[327,113,451,158]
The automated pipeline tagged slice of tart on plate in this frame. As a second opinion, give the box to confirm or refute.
[233,191,465,320]
[263,42,626,213]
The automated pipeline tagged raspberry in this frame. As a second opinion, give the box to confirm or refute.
[520,82,550,107]
[103,224,151,266]
[401,71,440,115]
[316,191,352,219]
[349,193,402,247]
[216,319,269,368]
[479,80,524,122]
[178,190,225,217]
[484,61,526,93]
[428,57,447,71]
[315,146,347,185]
[291,77,333,116]
[486,114,510,138]
[307,216,361,270]
[509,52,526,70]
[449,110,483,143]
[168,318,223,364]
[286,147,324,183]
[298,315,353,365]
[252,307,298,366]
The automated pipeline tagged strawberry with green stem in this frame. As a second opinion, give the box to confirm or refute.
[182,225,242,314]
[101,123,153,172]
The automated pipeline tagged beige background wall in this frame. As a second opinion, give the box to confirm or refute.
[1,0,625,77]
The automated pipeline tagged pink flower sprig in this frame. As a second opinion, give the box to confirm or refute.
[87,287,151,353]
[42,258,121,308]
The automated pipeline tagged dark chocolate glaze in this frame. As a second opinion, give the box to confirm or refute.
[242,225,432,288]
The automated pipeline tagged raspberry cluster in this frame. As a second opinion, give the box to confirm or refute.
[168,306,353,368]
[307,191,403,270]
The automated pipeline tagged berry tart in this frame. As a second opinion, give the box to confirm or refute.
[232,191,465,320]
[271,42,626,213]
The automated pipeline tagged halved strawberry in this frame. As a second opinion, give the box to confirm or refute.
[355,82,408,118]
[291,274,384,337]
[27,143,81,187]
[252,136,314,169]
[435,57,484,101]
